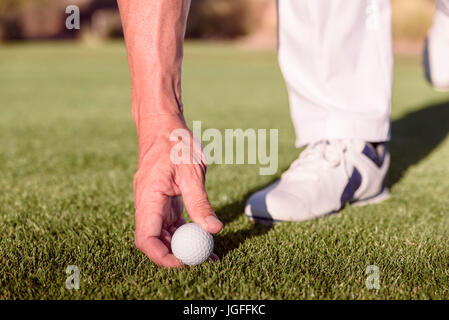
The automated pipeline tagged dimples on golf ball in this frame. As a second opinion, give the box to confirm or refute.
[171,223,214,266]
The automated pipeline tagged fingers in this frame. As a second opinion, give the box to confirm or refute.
[145,237,182,268]
[210,253,219,262]
[170,196,184,218]
[168,216,186,236]
[180,177,223,234]
[135,194,221,268]
[134,192,183,268]
[160,229,172,249]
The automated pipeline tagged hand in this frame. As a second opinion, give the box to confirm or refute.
[133,115,223,267]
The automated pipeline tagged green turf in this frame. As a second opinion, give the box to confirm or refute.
[0,41,448,299]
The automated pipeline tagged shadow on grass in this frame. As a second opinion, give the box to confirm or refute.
[215,99,449,258]
[388,99,449,186]
[214,176,279,257]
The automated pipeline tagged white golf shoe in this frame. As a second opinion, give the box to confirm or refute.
[245,140,390,223]
[424,0,449,91]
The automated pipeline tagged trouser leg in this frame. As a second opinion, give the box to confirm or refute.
[425,0,449,90]
[277,0,393,147]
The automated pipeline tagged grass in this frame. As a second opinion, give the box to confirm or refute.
[0,41,448,299]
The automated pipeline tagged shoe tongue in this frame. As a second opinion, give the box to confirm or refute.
[340,139,366,152]
[307,139,367,156]
[309,140,331,150]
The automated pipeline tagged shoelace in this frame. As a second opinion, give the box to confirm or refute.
[282,140,348,181]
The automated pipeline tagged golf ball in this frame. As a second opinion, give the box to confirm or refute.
[171,223,214,266]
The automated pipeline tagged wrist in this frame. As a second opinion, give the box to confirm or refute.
[131,76,183,116]
[136,112,187,144]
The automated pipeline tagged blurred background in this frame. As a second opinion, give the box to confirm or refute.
[0,0,438,51]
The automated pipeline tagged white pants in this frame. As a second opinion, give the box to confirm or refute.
[278,0,393,147]
[426,0,449,90]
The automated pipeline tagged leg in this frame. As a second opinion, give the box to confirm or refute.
[245,0,392,222]
[278,0,393,147]
[424,0,449,91]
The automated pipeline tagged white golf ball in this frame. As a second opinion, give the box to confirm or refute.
[171,223,214,266]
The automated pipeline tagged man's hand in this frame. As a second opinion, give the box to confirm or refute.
[133,116,222,267]
[117,0,218,266]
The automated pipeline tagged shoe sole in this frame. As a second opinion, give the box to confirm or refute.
[350,188,390,207]
[244,214,278,227]
[245,187,390,225]
[244,205,280,226]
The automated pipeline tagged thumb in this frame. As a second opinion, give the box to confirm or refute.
[180,177,222,234]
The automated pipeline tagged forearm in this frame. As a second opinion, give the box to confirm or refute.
[118,0,190,135]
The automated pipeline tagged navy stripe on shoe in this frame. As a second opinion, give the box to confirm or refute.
[340,168,362,209]
[423,37,433,86]
[362,143,386,167]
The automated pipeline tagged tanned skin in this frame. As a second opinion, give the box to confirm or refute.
[118,0,222,268]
